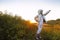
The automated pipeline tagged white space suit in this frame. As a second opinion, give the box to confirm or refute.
[35,9,51,40]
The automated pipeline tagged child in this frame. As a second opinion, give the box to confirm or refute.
[34,9,51,40]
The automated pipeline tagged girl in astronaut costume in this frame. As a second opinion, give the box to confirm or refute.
[35,9,51,40]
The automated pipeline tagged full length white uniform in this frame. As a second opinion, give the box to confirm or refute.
[35,10,51,35]
[35,10,51,40]
[36,14,45,34]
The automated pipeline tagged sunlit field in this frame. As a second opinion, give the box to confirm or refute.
[0,11,60,40]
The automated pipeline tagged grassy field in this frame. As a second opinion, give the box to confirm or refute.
[0,12,60,40]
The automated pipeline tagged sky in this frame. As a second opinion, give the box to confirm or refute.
[0,0,60,22]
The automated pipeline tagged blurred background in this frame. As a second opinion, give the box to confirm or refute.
[0,0,60,40]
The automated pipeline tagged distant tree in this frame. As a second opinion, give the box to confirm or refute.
[56,19,60,24]
[47,20,56,25]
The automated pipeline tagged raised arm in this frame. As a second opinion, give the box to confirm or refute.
[43,10,51,16]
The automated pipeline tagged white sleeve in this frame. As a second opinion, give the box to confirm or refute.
[43,10,51,16]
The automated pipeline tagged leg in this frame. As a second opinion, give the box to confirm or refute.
[36,22,43,40]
